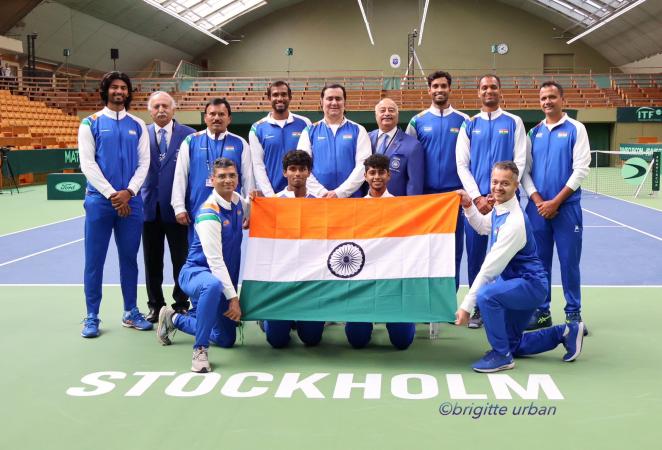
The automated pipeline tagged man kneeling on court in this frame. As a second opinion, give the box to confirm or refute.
[455,161,584,373]
[345,154,415,349]
[263,150,325,348]
[157,158,245,373]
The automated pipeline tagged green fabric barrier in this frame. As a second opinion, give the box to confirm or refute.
[6,148,79,175]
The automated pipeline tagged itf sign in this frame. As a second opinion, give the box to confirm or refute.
[617,107,662,123]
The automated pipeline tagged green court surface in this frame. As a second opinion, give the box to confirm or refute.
[0,185,83,235]
[1,285,660,450]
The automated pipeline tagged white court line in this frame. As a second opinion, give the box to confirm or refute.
[582,208,662,242]
[0,215,84,239]
[583,190,662,213]
[0,238,84,268]
[584,225,623,228]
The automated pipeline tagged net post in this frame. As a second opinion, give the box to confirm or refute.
[652,150,660,197]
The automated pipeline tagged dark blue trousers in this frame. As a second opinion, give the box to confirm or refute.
[264,320,325,348]
[345,322,416,350]
[525,201,583,313]
[84,195,142,315]
[176,266,236,348]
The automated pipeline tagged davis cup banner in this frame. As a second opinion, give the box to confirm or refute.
[241,193,460,322]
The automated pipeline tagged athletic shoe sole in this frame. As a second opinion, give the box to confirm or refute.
[472,361,515,373]
[121,320,152,331]
[81,331,99,338]
[563,322,585,362]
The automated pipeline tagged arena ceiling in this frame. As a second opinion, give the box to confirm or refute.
[6,0,662,67]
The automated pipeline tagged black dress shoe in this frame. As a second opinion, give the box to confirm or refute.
[146,306,162,323]
[172,303,189,315]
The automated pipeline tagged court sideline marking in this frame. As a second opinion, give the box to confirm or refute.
[0,215,84,239]
[584,190,662,213]
[0,238,84,268]
[582,208,662,242]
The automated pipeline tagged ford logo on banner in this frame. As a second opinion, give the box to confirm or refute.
[55,182,82,192]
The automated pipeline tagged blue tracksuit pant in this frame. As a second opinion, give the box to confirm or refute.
[525,201,583,313]
[477,276,569,356]
[84,195,143,315]
[264,320,325,348]
[176,267,236,348]
[345,322,416,350]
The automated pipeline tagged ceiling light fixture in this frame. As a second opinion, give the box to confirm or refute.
[356,0,375,45]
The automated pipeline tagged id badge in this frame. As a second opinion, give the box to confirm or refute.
[205,178,213,187]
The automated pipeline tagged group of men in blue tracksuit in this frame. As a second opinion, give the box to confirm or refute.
[79,71,589,374]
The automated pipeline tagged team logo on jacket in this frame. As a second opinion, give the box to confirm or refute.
[128,130,137,135]
[225,146,235,151]
[390,157,401,170]
[450,127,460,134]
[498,129,509,135]
[222,220,230,226]
[557,132,568,138]
[342,134,353,140]
[472,129,481,134]
[536,132,543,138]
[264,134,275,139]
[423,126,433,132]
[292,131,301,137]
[237,209,242,216]
[317,136,327,141]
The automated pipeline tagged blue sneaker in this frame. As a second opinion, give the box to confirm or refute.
[566,311,588,336]
[122,307,153,331]
[81,313,100,338]
[472,350,515,373]
[562,322,585,362]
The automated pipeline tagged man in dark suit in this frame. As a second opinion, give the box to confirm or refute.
[142,91,195,322]
[369,98,423,196]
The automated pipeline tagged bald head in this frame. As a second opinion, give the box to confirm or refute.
[375,98,399,132]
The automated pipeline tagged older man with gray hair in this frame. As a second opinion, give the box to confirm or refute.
[142,91,196,322]
[369,98,423,196]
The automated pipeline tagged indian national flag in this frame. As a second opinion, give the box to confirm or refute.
[241,193,459,322]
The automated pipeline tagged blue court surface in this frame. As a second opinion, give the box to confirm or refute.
[2,192,661,286]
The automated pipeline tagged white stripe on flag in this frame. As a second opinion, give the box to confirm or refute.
[244,234,455,282]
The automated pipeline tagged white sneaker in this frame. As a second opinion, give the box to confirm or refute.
[156,306,176,345]
[191,347,211,373]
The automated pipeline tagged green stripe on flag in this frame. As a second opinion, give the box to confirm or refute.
[241,278,457,322]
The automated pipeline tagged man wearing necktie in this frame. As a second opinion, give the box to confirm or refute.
[368,98,423,197]
[142,91,195,322]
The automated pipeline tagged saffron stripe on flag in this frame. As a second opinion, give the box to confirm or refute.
[249,193,460,240]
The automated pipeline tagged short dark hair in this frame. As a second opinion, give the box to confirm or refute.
[205,97,232,115]
[540,80,564,97]
[212,157,237,171]
[364,154,390,172]
[427,70,452,87]
[493,161,519,178]
[321,83,346,100]
[478,74,501,88]
[282,150,312,171]
[99,71,132,109]
[267,80,292,98]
